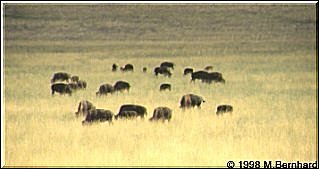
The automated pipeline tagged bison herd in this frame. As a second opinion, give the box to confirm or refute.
[51,72,87,95]
[76,100,172,125]
[51,61,233,126]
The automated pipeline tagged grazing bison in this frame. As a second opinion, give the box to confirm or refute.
[112,63,118,72]
[154,66,172,77]
[216,105,233,115]
[142,67,147,73]
[160,83,171,91]
[184,68,193,76]
[191,71,209,82]
[191,71,225,84]
[204,65,213,71]
[114,110,138,120]
[51,72,71,83]
[180,94,205,108]
[160,61,175,70]
[71,75,79,82]
[96,84,115,96]
[51,83,72,96]
[202,72,225,84]
[149,107,172,122]
[118,104,147,119]
[75,100,95,117]
[82,109,114,125]
[114,81,130,92]
[77,80,87,89]
[121,64,134,72]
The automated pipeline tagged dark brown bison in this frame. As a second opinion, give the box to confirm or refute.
[183,68,193,76]
[112,63,118,72]
[216,105,233,115]
[191,71,209,82]
[180,94,205,108]
[71,75,79,82]
[82,109,114,125]
[114,110,138,120]
[75,100,95,117]
[154,66,172,77]
[160,61,175,70]
[68,80,87,91]
[202,72,225,84]
[77,80,87,89]
[96,84,115,96]
[149,107,172,122]
[191,71,225,84]
[121,64,134,72]
[51,83,72,96]
[204,65,213,71]
[142,67,147,73]
[114,81,130,92]
[160,83,171,91]
[118,104,147,119]
[51,72,71,83]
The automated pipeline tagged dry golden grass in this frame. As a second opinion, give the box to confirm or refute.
[4,52,317,167]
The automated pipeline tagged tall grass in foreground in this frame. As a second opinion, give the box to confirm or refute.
[4,51,317,166]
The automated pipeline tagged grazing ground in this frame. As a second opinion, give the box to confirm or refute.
[3,4,317,167]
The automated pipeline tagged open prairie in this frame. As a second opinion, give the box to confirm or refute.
[3,4,317,167]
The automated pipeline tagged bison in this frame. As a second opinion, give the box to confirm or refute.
[154,66,172,77]
[142,67,147,73]
[51,72,71,83]
[149,107,172,122]
[96,83,115,96]
[77,80,87,89]
[202,72,225,84]
[71,75,79,83]
[121,64,134,72]
[118,104,147,119]
[191,71,209,82]
[114,81,130,92]
[183,68,193,76]
[191,71,225,84]
[51,83,72,96]
[112,63,118,72]
[216,105,233,115]
[75,100,95,117]
[180,94,205,108]
[160,83,171,91]
[160,61,175,70]
[114,110,138,120]
[82,109,114,125]
[204,65,213,71]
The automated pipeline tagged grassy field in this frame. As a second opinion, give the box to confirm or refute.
[3,4,317,167]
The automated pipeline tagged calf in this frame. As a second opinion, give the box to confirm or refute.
[96,84,115,96]
[216,105,233,115]
[114,110,138,120]
[160,83,171,91]
[82,109,114,125]
[149,107,172,122]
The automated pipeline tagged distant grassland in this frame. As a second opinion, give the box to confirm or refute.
[3,4,317,167]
